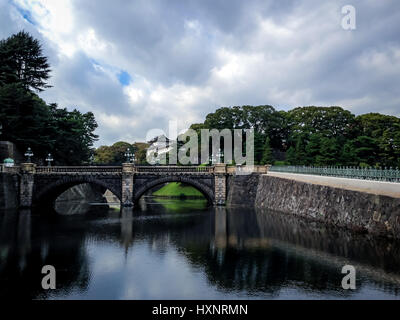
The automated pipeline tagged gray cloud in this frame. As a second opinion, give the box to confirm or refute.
[1,0,399,146]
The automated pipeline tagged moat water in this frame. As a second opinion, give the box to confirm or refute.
[1,197,400,300]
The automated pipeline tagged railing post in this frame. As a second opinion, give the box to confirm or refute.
[122,163,135,207]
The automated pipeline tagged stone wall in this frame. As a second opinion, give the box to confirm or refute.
[226,174,260,206]
[0,173,19,209]
[226,174,400,239]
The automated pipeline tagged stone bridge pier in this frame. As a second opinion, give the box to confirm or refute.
[122,163,135,207]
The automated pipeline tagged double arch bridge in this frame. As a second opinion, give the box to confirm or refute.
[15,163,269,208]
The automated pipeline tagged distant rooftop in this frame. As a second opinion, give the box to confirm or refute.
[147,134,171,144]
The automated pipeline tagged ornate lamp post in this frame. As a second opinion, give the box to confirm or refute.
[46,153,54,167]
[210,152,218,165]
[24,147,34,163]
[217,148,224,164]
[124,148,134,163]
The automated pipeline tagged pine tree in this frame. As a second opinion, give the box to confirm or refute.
[0,31,51,92]
[261,137,273,164]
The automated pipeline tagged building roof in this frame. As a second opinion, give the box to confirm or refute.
[147,134,170,144]
[3,158,14,163]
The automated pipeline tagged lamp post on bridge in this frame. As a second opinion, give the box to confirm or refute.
[24,147,34,163]
[216,148,224,164]
[46,153,54,167]
[124,148,135,164]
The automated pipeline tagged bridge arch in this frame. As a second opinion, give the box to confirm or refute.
[33,175,122,206]
[134,176,214,205]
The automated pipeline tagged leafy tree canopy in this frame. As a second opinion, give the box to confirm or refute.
[0,31,98,165]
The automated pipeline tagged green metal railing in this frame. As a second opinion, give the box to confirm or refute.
[269,165,400,182]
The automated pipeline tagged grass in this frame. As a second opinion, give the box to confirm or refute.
[153,198,208,212]
[152,182,205,198]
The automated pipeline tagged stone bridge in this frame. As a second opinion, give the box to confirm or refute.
[13,163,269,208]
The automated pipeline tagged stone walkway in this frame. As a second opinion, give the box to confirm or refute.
[267,172,400,198]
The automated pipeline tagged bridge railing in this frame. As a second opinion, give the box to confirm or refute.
[0,165,21,174]
[135,166,213,173]
[269,165,400,182]
[36,166,122,173]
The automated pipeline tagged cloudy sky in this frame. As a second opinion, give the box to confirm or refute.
[1,0,399,146]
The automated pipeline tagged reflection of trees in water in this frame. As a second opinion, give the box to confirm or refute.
[0,208,94,299]
[108,205,400,297]
[168,207,400,296]
[169,208,344,296]
[253,208,400,275]
[2,201,400,299]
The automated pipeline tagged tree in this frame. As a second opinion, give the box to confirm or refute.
[201,105,288,164]
[355,113,400,167]
[49,106,98,165]
[260,137,273,164]
[317,137,341,166]
[352,136,379,167]
[340,141,358,166]
[0,32,98,165]
[287,106,356,138]
[0,83,53,158]
[94,141,145,165]
[0,31,51,92]
[94,145,114,164]
[133,142,150,164]
[305,133,322,165]
[187,105,400,168]
[285,106,357,165]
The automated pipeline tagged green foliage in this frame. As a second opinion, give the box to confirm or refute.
[153,198,208,212]
[94,141,134,165]
[153,182,205,197]
[355,113,400,167]
[94,141,149,165]
[0,31,98,165]
[133,142,150,164]
[273,160,290,166]
[191,105,399,168]
[0,31,51,92]
[260,137,273,164]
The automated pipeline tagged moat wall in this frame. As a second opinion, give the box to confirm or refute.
[227,174,400,239]
[0,174,19,209]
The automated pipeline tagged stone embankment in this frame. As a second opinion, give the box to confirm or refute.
[227,173,400,238]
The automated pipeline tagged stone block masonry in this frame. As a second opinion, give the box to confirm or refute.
[226,174,260,206]
[214,164,227,205]
[225,173,400,238]
[4,164,271,210]
[122,163,135,207]
[254,175,400,239]
[19,163,36,208]
[214,175,226,205]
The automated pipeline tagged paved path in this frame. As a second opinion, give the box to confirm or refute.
[267,172,400,198]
